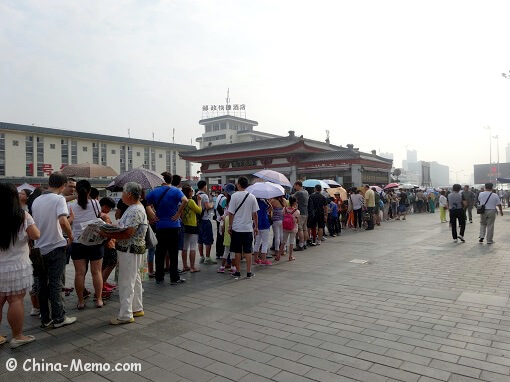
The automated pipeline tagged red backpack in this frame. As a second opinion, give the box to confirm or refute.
[282,207,296,231]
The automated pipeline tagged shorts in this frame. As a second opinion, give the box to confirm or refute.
[102,248,118,268]
[71,243,104,261]
[298,215,308,231]
[230,231,253,254]
[198,220,214,245]
[308,214,326,229]
[282,231,296,246]
[183,233,198,251]
[398,204,407,213]
[223,246,232,260]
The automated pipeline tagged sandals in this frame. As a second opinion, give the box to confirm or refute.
[288,257,296,261]
[76,303,85,310]
[0,335,6,345]
[96,301,104,309]
[190,268,201,273]
[10,335,35,349]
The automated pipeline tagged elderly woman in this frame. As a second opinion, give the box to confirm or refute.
[100,182,148,325]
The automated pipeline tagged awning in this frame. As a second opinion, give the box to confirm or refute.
[497,177,510,183]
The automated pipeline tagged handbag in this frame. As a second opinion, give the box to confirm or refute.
[145,224,158,249]
[476,193,492,215]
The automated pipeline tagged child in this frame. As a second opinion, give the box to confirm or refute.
[327,197,339,237]
[217,194,234,273]
[279,196,300,261]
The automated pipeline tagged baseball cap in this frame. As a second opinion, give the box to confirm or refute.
[224,183,236,195]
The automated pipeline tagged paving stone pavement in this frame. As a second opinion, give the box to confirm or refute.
[2,210,510,381]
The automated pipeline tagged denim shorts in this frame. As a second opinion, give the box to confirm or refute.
[198,220,214,245]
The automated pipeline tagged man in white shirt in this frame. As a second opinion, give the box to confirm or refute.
[477,183,504,244]
[32,172,77,329]
[228,176,259,280]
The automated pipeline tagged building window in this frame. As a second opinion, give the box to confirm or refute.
[0,133,5,176]
[111,149,116,154]
[136,152,140,157]
[151,148,156,171]
[92,142,99,164]
[231,124,238,130]
[50,143,56,149]
[26,136,34,176]
[213,123,220,131]
[185,160,191,178]
[203,134,226,142]
[172,151,177,174]
[143,148,149,169]
[13,140,19,146]
[36,137,44,176]
[220,122,227,130]
[159,153,163,159]
[166,149,171,172]
[82,146,88,152]
[71,140,77,164]
[120,146,126,173]
[205,125,212,133]
[61,139,68,166]
[101,143,107,165]
[127,146,133,170]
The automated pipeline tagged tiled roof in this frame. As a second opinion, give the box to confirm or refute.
[0,122,196,151]
[180,135,342,159]
[304,149,393,164]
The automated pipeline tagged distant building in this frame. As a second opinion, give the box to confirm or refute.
[195,115,280,149]
[407,161,449,187]
[181,130,392,188]
[379,152,394,160]
[407,149,417,163]
[0,121,195,186]
[506,143,510,162]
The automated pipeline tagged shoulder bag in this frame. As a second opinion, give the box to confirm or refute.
[476,193,492,215]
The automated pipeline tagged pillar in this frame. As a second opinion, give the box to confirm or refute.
[290,165,297,185]
[220,175,227,185]
[351,164,362,188]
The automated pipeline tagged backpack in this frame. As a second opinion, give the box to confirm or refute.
[213,194,225,221]
[194,192,207,223]
[283,207,296,231]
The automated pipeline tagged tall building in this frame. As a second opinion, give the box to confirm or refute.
[407,149,418,163]
[195,115,280,149]
[407,161,449,187]
[379,152,394,160]
[0,122,195,184]
[506,143,510,163]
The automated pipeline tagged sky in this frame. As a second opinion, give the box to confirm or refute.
[2,0,510,184]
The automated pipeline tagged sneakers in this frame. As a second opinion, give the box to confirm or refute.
[232,271,241,280]
[133,311,144,317]
[479,238,484,243]
[458,235,465,242]
[254,258,262,265]
[105,282,117,289]
[30,308,40,316]
[110,317,135,325]
[246,272,255,279]
[217,266,225,273]
[487,241,495,244]
[204,257,217,264]
[230,266,237,274]
[53,316,77,328]
[171,279,186,285]
[10,335,35,349]
[199,257,205,264]
[453,239,458,243]
[261,260,272,266]
[40,320,53,329]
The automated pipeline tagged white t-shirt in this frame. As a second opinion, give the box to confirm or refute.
[439,195,447,208]
[478,191,501,210]
[197,191,211,221]
[228,191,259,233]
[32,192,69,255]
[71,199,101,243]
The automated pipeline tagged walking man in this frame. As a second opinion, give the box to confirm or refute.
[196,181,216,264]
[293,181,309,250]
[228,176,259,280]
[146,180,188,284]
[448,184,467,243]
[32,172,77,328]
[478,183,504,244]
[462,185,476,223]
[363,185,375,230]
[309,185,328,241]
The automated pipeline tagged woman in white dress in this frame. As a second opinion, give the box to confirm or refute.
[0,183,40,348]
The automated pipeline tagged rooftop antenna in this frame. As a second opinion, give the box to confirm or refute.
[172,128,175,143]
[325,130,330,144]
[226,88,230,115]
[152,132,155,141]
[128,129,130,138]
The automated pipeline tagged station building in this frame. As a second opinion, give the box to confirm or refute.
[0,121,195,187]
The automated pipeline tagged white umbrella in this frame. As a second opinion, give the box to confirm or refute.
[17,183,36,192]
[253,170,291,187]
[322,179,341,187]
[303,179,330,189]
[246,182,285,199]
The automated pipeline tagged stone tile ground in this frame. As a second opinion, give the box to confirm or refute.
[2,210,510,381]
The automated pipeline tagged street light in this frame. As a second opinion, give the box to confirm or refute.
[450,170,464,183]
[493,134,500,184]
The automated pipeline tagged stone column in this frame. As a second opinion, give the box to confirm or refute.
[290,165,297,185]
[351,164,362,187]
[220,175,227,185]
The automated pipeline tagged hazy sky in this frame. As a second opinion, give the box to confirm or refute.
[2,0,510,183]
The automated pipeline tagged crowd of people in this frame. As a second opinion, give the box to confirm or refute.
[0,171,507,349]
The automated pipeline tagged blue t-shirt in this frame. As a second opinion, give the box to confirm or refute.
[257,199,271,230]
[329,202,339,218]
[146,186,185,229]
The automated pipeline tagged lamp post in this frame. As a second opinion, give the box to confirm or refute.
[450,170,464,184]
[493,134,500,184]
[483,126,492,183]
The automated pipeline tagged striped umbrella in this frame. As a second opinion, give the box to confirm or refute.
[61,163,118,178]
[106,167,164,191]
